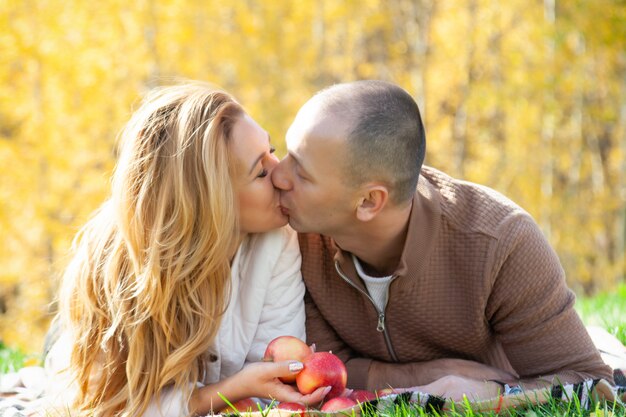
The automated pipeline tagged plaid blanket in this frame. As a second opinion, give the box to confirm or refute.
[372,377,624,415]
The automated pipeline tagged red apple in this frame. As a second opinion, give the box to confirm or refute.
[220,398,258,413]
[264,336,312,383]
[276,402,307,416]
[348,389,377,403]
[320,397,357,412]
[296,352,347,400]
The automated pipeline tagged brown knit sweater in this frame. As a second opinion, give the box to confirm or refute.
[299,166,613,390]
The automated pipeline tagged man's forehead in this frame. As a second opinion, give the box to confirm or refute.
[288,102,321,137]
[286,123,347,179]
[288,103,349,145]
[287,119,344,154]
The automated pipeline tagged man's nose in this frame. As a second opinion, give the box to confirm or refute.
[271,158,292,191]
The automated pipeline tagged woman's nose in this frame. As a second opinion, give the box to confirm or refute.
[265,154,280,178]
[268,152,280,165]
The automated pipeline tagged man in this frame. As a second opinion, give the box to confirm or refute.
[271,80,613,400]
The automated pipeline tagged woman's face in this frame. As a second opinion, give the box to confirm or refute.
[229,113,288,234]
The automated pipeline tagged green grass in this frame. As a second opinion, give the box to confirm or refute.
[576,283,626,345]
[0,340,30,374]
[359,392,626,417]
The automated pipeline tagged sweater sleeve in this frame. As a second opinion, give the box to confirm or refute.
[485,215,613,386]
[246,227,306,363]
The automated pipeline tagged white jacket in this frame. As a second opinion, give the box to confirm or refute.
[45,226,305,417]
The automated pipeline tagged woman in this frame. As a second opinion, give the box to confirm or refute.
[44,82,328,417]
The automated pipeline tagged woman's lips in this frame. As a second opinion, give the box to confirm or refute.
[280,206,289,216]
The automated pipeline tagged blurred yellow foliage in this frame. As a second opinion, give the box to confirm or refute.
[0,0,625,354]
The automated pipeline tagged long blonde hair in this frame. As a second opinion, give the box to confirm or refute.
[58,83,244,416]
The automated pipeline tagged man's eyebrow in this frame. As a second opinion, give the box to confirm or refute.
[289,151,310,175]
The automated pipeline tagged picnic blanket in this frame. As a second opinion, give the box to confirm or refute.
[215,374,624,417]
[353,378,623,416]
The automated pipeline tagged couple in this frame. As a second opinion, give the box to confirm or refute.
[45,80,612,417]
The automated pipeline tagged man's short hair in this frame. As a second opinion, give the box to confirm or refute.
[317,80,426,204]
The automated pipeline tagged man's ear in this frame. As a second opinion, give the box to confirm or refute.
[355,185,389,222]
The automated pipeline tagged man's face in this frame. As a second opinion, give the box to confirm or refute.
[272,105,357,235]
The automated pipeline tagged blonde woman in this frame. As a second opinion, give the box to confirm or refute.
[44,83,328,417]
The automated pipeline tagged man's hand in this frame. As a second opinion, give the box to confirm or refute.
[395,375,504,401]
[367,358,517,390]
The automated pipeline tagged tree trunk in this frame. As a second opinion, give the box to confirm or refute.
[615,56,626,285]
[540,0,556,240]
[145,0,161,86]
[488,3,507,188]
[453,0,478,177]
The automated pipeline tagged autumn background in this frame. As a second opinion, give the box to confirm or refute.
[0,0,625,356]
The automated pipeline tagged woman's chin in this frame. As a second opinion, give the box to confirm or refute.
[270,214,290,230]
[242,215,289,234]
[274,214,290,228]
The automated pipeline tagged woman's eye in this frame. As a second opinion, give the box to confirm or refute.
[257,169,269,178]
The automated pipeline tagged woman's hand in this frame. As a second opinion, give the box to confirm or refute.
[237,361,330,404]
[190,361,330,415]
